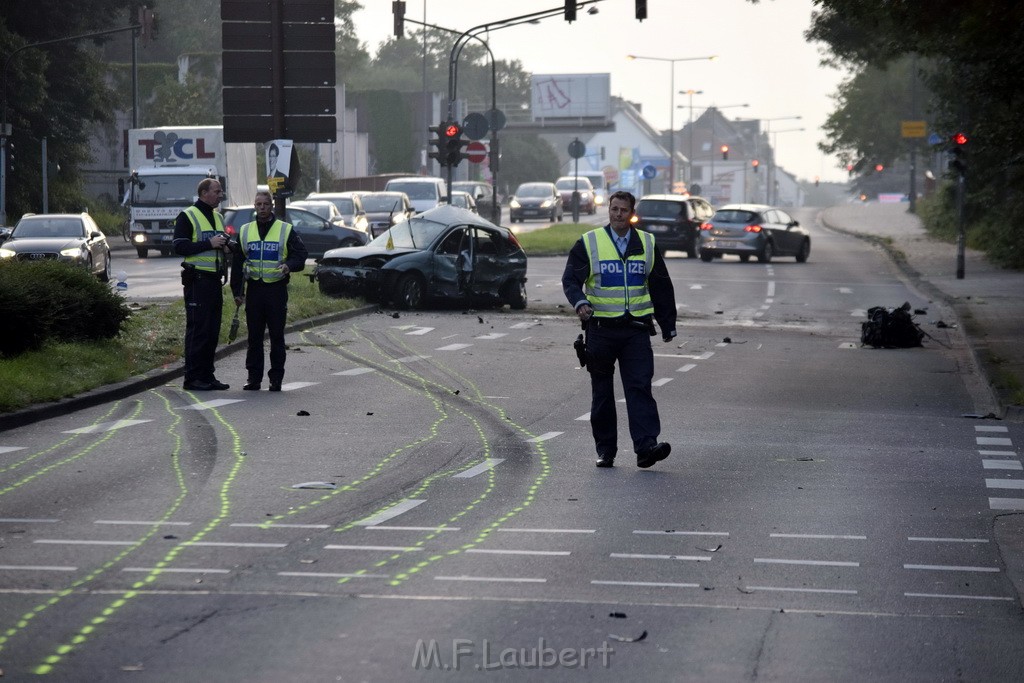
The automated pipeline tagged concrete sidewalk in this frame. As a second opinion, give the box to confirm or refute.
[820,202,1024,422]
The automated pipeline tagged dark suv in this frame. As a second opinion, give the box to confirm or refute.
[634,194,714,258]
[221,206,369,259]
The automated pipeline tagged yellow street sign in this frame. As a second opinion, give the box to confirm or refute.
[901,120,927,138]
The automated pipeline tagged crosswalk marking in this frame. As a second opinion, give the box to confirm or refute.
[64,419,152,434]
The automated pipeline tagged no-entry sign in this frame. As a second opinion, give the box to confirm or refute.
[465,141,487,164]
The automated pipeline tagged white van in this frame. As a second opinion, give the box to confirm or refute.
[383,176,448,213]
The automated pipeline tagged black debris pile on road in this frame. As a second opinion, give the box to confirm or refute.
[860,302,924,348]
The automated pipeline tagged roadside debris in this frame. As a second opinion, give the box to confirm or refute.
[860,302,924,348]
[297,410,310,416]
[697,544,722,552]
[291,482,337,490]
[609,612,627,618]
[608,630,647,643]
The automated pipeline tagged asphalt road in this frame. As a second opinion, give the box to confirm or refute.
[1,207,1022,680]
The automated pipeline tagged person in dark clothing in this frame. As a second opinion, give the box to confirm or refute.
[562,190,677,469]
[172,178,231,391]
[229,191,308,392]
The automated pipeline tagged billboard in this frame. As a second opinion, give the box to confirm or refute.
[531,73,611,120]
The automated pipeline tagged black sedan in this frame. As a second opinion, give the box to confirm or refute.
[698,203,811,263]
[313,205,528,310]
[0,213,111,281]
[222,206,369,259]
[509,182,563,223]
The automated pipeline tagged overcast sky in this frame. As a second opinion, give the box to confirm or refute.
[353,0,850,183]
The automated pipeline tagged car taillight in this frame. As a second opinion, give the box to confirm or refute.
[699,222,713,231]
[508,233,523,249]
[225,225,236,235]
[744,224,763,233]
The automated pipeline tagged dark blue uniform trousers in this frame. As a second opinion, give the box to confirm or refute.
[244,279,289,385]
[586,324,661,460]
[183,273,224,384]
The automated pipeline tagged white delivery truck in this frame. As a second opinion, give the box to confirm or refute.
[123,126,256,258]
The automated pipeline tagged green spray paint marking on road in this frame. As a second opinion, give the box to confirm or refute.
[0,403,121,476]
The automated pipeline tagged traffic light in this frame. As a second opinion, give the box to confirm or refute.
[949,132,968,176]
[428,122,446,167]
[751,159,759,173]
[846,163,854,177]
[443,122,469,167]
[720,144,729,161]
[138,6,156,44]
[874,163,884,172]
[392,1,405,39]
[564,0,576,22]
[635,0,647,21]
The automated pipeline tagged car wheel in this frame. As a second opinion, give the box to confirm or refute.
[795,239,811,263]
[739,254,751,263]
[396,273,425,310]
[700,250,714,263]
[99,253,111,282]
[757,241,773,263]
[504,280,528,310]
[135,246,149,258]
[160,248,172,257]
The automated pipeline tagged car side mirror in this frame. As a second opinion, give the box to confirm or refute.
[90,230,103,239]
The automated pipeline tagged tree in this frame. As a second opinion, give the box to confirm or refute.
[494,134,560,198]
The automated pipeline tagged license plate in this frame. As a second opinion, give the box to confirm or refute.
[715,240,737,248]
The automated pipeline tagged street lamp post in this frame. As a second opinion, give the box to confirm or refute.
[769,126,804,204]
[738,115,802,204]
[700,104,748,194]
[626,54,716,193]
[679,89,702,184]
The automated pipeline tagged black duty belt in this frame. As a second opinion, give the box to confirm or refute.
[592,316,648,330]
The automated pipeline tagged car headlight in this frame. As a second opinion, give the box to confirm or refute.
[0,248,15,258]
[541,199,553,208]
[595,196,605,205]
[509,199,521,209]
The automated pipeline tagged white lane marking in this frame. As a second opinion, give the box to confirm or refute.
[633,530,730,537]
[509,322,540,329]
[851,309,867,317]
[990,498,1024,510]
[591,580,699,588]
[187,542,287,548]
[0,518,59,523]
[280,382,320,391]
[839,342,859,349]
[365,526,460,532]
[903,564,999,572]
[765,298,774,304]
[767,282,776,297]
[904,592,1013,601]
[453,458,504,478]
[576,412,590,421]
[498,528,595,534]
[34,539,134,546]
[983,460,1022,470]
[325,544,422,552]
[437,343,473,351]
[519,337,534,342]
[0,565,77,572]
[230,528,329,532]
[655,351,714,360]
[677,364,697,373]
[617,398,626,403]
[441,334,459,340]
[94,520,191,526]
[754,558,860,567]
[760,304,771,310]
[745,586,858,595]
[434,575,546,583]
[652,378,674,387]
[908,537,989,543]
[769,533,867,540]
[391,325,417,330]
[986,479,1024,489]
[689,284,704,290]
[0,446,27,454]
[611,553,711,562]
[334,368,375,376]
[180,399,245,411]
[837,287,852,294]
[466,549,570,556]
[979,450,1017,456]
[122,567,230,574]
[279,571,390,579]
[977,437,1013,446]
[391,355,431,363]
[475,333,508,340]
[64,419,152,434]
[356,499,426,526]
[753,311,765,318]
[405,326,434,336]
[975,426,1009,433]
[527,432,562,443]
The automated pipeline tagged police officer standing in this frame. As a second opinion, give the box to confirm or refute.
[230,191,308,392]
[562,190,677,468]
[173,178,231,391]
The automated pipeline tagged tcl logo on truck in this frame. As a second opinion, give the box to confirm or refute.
[136,131,217,163]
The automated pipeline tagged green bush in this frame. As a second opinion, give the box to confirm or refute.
[0,260,131,357]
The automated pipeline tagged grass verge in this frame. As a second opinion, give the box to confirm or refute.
[517,223,591,256]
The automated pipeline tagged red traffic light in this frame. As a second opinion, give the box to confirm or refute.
[875,163,884,172]
[444,123,461,138]
[951,132,968,145]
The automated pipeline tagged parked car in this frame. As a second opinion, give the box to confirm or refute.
[313,205,528,310]
[382,176,448,213]
[634,194,715,258]
[288,200,346,225]
[0,225,12,244]
[451,180,495,215]
[576,170,608,208]
[509,182,563,223]
[221,206,369,259]
[449,190,478,213]
[698,203,811,263]
[304,192,370,234]
[358,191,415,238]
[0,213,111,281]
[554,176,596,215]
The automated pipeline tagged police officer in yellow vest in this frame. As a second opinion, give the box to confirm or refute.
[173,178,232,391]
[562,190,677,468]
[229,191,308,391]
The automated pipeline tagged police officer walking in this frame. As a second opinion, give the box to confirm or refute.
[173,178,231,391]
[562,190,677,468]
[230,191,308,392]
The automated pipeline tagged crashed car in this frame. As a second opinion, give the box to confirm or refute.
[313,205,528,310]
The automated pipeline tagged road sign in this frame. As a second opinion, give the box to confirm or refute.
[568,139,586,159]
[466,141,487,164]
[462,112,489,141]
[486,108,507,132]
[901,120,927,138]
[642,164,657,179]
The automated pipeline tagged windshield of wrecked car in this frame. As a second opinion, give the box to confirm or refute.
[370,216,448,249]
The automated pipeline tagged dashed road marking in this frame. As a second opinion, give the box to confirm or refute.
[0,447,27,454]
[122,567,229,574]
[437,343,473,351]
[908,537,989,543]
[985,478,1024,489]
[434,575,546,583]
[187,542,287,548]
[769,533,867,540]
[333,367,376,376]
[990,498,1024,510]
[180,399,244,411]
[527,432,562,443]
[633,529,729,537]
[983,460,1022,470]
[975,426,1009,433]
[611,553,711,562]
[94,520,191,526]
[280,382,320,391]
[755,558,859,567]
[466,549,570,556]
[977,437,1013,446]
[0,565,77,572]
[592,580,699,588]
[903,564,999,572]
[677,364,697,372]
[63,419,152,434]
[325,545,422,552]
[498,528,595,534]
[904,592,1013,601]
[652,378,674,387]
[279,571,390,579]
[475,333,508,340]
[745,586,857,595]
[356,499,426,526]
[453,458,504,478]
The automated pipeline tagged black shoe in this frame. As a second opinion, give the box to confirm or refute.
[243,382,261,391]
[183,380,213,391]
[207,378,230,390]
[268,382,282,392]
[637,442,671,469]
[595,456,615,468]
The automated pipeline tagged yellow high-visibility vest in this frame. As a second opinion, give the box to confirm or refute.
[240,220,292,283]
[582,228,655,318]
[183,206,224,273]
